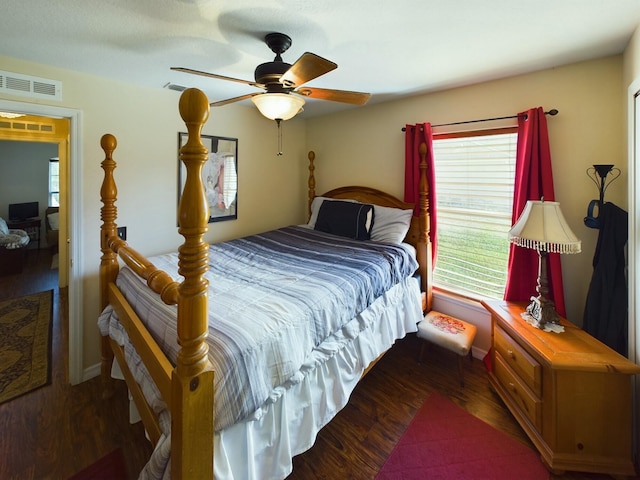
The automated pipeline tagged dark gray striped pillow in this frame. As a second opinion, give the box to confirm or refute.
[314,200,375,240]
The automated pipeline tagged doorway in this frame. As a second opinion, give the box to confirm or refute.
[0,139,60,279]
[0,100,82,385]
[627,78,640,469]
[1,142,67,276]
[0,117,68,284]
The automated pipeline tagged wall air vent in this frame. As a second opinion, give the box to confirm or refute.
[163,82,187,92]
[0,70,62,101]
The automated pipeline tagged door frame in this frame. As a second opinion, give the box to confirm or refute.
[627,77,640,467]
[0,98,83,385]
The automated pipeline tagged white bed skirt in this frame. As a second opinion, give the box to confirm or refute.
[123,276,421,480]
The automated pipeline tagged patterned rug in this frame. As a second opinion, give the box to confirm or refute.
[0,290,53,404]
[377,391,548,479]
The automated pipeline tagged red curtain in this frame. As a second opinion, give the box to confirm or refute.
[405,123,437,263]
[503,107,566,316]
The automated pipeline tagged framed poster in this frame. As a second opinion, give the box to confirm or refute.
[178,132,238,223]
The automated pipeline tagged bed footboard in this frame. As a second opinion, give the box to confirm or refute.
[99,89,216,479]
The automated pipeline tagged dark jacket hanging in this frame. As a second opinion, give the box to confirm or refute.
[583,202,628,356]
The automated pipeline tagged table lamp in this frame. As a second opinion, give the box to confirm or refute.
[508,199,581,329]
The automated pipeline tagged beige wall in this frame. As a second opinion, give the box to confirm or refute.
[0,55,308,373]
[624,25,640,85]
[307,56,625,327]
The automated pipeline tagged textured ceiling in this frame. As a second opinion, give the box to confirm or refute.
[2,0,640,117]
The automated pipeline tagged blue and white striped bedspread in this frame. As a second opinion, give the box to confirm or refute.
[99,225,419,431]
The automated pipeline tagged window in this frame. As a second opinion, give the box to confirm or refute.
[49,157,59,207]
[432,129,517,299]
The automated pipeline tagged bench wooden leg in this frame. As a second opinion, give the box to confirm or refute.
[418,341,427,364]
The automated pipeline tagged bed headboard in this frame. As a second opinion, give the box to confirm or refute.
[318,185,421,246]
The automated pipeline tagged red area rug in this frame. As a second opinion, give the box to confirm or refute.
[377,392,548,479]
[69,448,128,480]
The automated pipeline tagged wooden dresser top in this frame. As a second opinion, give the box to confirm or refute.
[482,300,640,375]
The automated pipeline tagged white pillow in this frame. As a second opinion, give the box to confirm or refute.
[370,205,414,244]
[308,196,413,244]
[48,212,60,230]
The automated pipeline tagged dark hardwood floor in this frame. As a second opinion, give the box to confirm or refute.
[0,253,635,479]
[0,249,152,480]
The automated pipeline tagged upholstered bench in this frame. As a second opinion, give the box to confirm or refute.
[417,311,477,386]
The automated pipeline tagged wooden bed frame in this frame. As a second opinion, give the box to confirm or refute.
[99,88,431,479]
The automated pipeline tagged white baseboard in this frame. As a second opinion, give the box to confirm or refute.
[82,363,101,382]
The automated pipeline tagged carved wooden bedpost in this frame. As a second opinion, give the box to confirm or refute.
[418,142,433,311]
[308,150,316,219]
[173,88,215,480]
[99,133,119,397]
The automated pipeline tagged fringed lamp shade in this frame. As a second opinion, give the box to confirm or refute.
[508,200,581,329]
[509,200,581,254]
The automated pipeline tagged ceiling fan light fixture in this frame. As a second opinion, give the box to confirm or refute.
[252,93,305,121]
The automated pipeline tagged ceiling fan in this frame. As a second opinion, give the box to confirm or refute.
[171,32,371,121]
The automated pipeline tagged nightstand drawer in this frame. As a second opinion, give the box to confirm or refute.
[494,326,541,395]
[494,352,542,430]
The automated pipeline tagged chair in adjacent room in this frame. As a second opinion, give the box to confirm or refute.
[0,217,30,276]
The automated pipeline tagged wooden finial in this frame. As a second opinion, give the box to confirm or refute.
[179,88,210,126]
[100,133,117,155]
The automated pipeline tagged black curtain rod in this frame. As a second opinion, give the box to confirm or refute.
[401,108,558,131]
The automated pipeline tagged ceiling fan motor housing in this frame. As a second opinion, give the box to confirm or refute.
[254,61,292,89]
[255,33,294,89]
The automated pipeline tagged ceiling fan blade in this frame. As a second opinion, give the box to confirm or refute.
[210,93,259,107]
[280,53,337,87]
[171,67,263,88]
[294,87,371,105]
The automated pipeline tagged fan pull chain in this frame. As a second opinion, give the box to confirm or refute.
[276,119,283,156]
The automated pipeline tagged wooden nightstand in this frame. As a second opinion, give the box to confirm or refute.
[482,300,640,476]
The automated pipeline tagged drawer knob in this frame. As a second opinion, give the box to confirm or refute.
[507,349,515,358]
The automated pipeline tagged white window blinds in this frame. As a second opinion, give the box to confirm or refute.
[49,158,59,207]
[432,131,517,299]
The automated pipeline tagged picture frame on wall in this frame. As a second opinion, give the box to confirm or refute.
[178,132,238,223]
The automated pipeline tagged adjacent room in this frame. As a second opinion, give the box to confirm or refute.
[1,1,640,479]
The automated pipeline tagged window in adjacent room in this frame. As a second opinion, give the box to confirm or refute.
[432,128,517,299]
[49,157,59,207]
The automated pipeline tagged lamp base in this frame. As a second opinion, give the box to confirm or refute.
[525,295,560,330]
